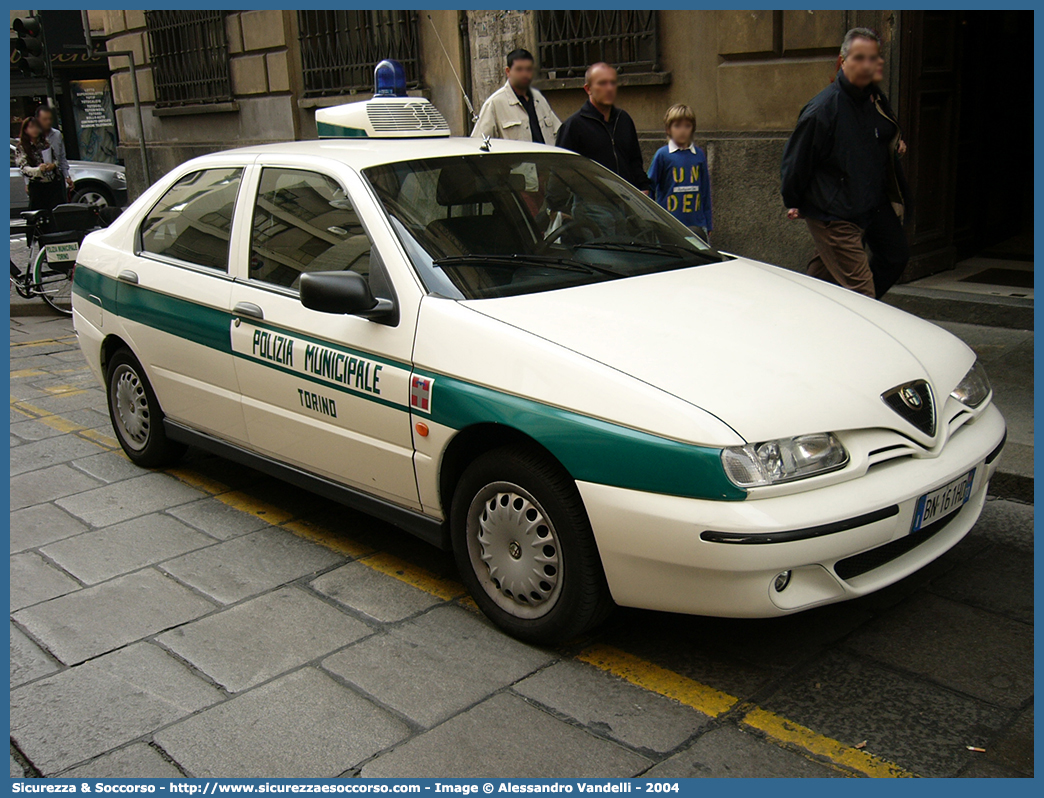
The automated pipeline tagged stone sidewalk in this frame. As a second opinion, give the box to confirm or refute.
[8,302,1034,779]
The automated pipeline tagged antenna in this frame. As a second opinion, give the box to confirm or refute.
[426,14,477,123]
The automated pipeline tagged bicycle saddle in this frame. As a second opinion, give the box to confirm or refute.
[20,209,46,225]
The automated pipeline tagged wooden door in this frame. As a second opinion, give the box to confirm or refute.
[897,10,962,280]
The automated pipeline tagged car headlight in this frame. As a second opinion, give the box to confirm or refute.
[950,361,990,408]
[114,172,126,182]
[721,433,849,488]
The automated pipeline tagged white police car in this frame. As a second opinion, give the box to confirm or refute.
[71,68,1005,644]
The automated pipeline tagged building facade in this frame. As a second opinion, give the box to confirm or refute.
[100,9,1031,277]
[10,10,117,162]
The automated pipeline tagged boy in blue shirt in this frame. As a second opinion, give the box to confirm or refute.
[647,104,713,240]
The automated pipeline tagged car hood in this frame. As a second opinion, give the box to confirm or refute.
[462,258,975,444]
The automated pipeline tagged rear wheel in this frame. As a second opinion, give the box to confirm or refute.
[31,247,73,316]
[105,348,186,467]
[451,445,613,644]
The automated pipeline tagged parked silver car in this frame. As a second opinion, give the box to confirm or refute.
[10,143,128,211]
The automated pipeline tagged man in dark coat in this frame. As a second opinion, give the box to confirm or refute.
[781,28,908,298]
[555,62,651,194]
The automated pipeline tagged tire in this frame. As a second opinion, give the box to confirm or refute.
[71,185,114,208]
[105,348,186,467]
[451,445,613,644]
[31,247,73,316]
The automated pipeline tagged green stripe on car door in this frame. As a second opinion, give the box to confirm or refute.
[74,265,231,353]
[419,372,746,501]
[74,266,743,501]
[117,281,233,353]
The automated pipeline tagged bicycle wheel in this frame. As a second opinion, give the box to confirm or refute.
[31,247,74,316]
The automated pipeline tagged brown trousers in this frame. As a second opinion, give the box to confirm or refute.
[804,217,876,298]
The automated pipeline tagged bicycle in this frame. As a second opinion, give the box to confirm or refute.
[10,203,119,316]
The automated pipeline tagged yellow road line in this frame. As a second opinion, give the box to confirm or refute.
[10,398,48,418]
[742,707,916,778]
[164,467,231,497]
[359,551,465,601]
[39,415,87,434]
[282,519,374,559]
[577,644,739,718]
[9,335,78,348]
[10,404,33,421]
[78,428,119,449]
[12,398,116,448]
[10,368,47,379]
[40,384,85,396]
[216,490,296,525]
[13,400,87,435]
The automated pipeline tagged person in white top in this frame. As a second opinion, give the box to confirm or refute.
[472,49,561,144]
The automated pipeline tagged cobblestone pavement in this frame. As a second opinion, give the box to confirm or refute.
[8,297,1034,779]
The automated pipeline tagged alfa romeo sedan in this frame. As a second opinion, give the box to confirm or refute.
[71,107,1005,644]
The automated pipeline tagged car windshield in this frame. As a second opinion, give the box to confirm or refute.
[363,152,726,299]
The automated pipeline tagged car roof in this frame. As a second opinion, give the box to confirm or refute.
[197,137,578,170]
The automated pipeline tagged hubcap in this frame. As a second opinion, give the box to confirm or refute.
[111,364,150,451]
[77,191,108,207]
[466,482,562,620]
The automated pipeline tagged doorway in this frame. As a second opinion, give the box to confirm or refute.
[898,10,1033,281]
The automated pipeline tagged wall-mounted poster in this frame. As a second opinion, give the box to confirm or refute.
[70,79,117,163]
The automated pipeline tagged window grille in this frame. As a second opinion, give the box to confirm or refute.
[536,11,659,78]
[145,11,232,107]
[298,10,421,98]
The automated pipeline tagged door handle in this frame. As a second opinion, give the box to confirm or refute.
[117,269,138,284]
[232,301,264,320]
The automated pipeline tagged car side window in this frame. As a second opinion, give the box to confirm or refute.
[249,168,373,291]
[139,168,242,272]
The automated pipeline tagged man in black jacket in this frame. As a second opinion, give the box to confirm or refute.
[556,63,651,194]
[781,28,907,298]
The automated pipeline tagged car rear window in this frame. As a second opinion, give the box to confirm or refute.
[140,167,243,272]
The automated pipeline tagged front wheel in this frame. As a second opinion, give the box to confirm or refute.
[31,248,73,316]
[451,445,613,644]
[105,348,186,467]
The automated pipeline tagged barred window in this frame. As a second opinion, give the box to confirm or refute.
[145,11,232,107]
[536,11,659,78]
[298,10,420,98]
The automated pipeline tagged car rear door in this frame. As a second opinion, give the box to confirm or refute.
[115,158,249,443]
[227,157,422,509]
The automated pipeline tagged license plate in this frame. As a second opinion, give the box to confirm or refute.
[45,242,78,264]
[912,469,976,531]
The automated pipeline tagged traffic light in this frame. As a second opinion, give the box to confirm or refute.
[13,15,49,79]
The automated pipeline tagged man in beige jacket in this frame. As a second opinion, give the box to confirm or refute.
[472,49,561,144]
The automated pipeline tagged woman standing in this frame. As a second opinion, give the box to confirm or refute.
[15,116,64,213]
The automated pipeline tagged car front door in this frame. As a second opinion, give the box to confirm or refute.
[116,160,249,443]
[228,159,422,509]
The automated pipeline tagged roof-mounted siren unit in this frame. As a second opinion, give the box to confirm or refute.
[316,59,450,139]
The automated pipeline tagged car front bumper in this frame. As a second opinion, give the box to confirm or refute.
[579,403,1007,618]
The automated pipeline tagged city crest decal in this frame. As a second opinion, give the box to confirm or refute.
[410,375,434,414]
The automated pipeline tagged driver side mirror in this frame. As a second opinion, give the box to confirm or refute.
[299,271,397,324]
